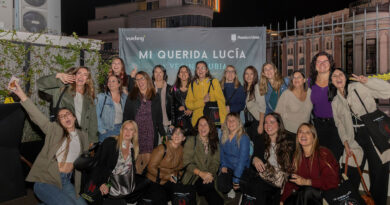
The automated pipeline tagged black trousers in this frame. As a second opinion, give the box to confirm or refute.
[355,125,389,205]
[144,181,175,205]
[245,120,260,142]
[313,117,343,161]
[194,178,224,205]
[284,186,322,205]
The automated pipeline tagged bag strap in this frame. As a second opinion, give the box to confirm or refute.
[351,153,372,197]
[99,95,108,118]
[207,78,214,94]
[353,89,369,114]
[226,88,238,106]
[156,143,167,183]
[51,86,69,119]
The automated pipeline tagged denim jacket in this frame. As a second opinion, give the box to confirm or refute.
[95,92,127,134]
[220,134,251,183]
[265,77,289,114]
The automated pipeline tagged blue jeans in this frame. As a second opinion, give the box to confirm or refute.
[34,172,87,205]
[99,123,122,142]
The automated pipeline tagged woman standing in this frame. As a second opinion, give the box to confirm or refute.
[219,113,250,191]
[123,71,166,173]
[11,82,88,205]
[108,57,129,94]
[96,75,128,142]
[281,123,339,205]
[309,51,343,161]
[145,127,186,204]
[330,68,390,205]
[37,66,98,143]
[246,113,294,204]
[94,120,140,205]
[152,65,173,134]
[170,65,193,135]
[275,71,312,135]
[186,61,227,127]
[220,65,246,114]
[182,116,223,204]
[243,66,266,140]
[259,62,289,115]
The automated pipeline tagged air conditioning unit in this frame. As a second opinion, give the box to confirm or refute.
[0,0,14,31]
[18,0,61,35]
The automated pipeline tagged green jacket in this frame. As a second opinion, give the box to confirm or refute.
[37,74,98,143]
[181,135,220,185]
[21,98,89,197]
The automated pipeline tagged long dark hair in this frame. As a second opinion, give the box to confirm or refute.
[263,113,294,172]
[173,65,192,89]
[243,66,259,101]
[56,108,81,162]
[109,56,128,87]
[328,68,350,101]
[309,51,335,87]
[195,116,219,155]
[152,65,168,82]
[193,61,213,82]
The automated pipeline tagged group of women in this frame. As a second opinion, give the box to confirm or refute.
[9,51,390,205]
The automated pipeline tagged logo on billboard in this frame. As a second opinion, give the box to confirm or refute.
[126,35,146,42]
[231,34,237,43]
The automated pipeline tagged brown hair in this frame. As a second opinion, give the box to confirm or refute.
[221,113,245,147]
[69,66,96,101]
[288,71,308,91]
[108,56,128,87]
[220,65,241,89]
[293,123,320,173]
[259,62,283,96]
[194,116,219,155]
[116,120,139,160]
[105,74,123,95]
[243,66,259,101]
[129,71,156,100]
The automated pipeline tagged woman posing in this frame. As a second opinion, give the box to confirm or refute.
[123,71,166,173]
[11,82,89,205]
[170,65,193,135]
[220,65,246,114]
[281,123,339,205]
[108,57,129,94]
[96,75,127,142]
[152,65,173,134]
[186,61,227,127]
[309,51,343,161]
[275,71,312,135]
[330,68,390,205]
[242,66,266,140]
[247,113,294,204]
[182,116,223,204]
[219,113,250,192]
[37,66,98,143]
[259,62,289,115]
[144,127,186,204]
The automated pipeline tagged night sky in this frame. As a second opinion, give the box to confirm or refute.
[62,0,357,36]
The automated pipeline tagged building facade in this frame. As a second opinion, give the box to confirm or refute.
[86,0,219,51]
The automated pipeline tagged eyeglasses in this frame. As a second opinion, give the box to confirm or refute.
[316,60,329,65]
[225,70,235,74]
[135,77,146,82]
[58,112,72,120]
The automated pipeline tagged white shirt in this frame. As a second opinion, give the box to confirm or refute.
[74,92,83,123]
[56,131,81,163]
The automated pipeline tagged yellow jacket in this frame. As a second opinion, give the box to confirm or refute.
[186,78,227,126]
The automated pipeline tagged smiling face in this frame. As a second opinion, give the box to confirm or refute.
[111,58,123,76]
[122,122,135,142]
[58,109,76,131]
[135,73,147,92]
[297,125,314,148]
[244,68,255,85]
[263,64,276,80]
[178,67,189,82]
[196,62,207,80]
[264,115,279,138]
[171,128,186,146]
[153,67,164,82]
[75,68,89,87]
[292,72,305,89]
[315,55,330,74]
[331,69,346,91]
[198,118,210,138]
[107,75,121,92]
[225,66,236,83]
[226,115,239,133]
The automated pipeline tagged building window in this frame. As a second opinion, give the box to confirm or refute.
[288,59,293,66]
[299,46,302,54]
[316,44,319,51]
[103,42,112,50]
[109,29,115,33]
[299,57,304,65]
[151,15,212,28]
[366,39,376,74]
[147,1,159,10]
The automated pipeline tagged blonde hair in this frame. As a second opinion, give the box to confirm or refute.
[221,113,245,147]
[69,66,96,101]
[116,120,139,160]
[220,65,241,89]
[292,123,320,173]
[259,62,283,96]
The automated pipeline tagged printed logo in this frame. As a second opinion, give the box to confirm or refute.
[231,34,237,42]
[126,35,146,42]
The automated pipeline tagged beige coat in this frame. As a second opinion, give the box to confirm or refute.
[246,84,266,121]
[332,78,390,167]
[21,99,89,197]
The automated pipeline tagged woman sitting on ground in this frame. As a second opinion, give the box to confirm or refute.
[11,81,89,205]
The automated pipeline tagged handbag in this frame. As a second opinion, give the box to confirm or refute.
[216,168,233,193]
[197,79,221,127]
[74,142,100,171]
[239,168,257,205]
[258,163,288,188]
[354,89,390,153]
[108,170,135,198]
[323,153,367,205]
[244,107,256,128]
